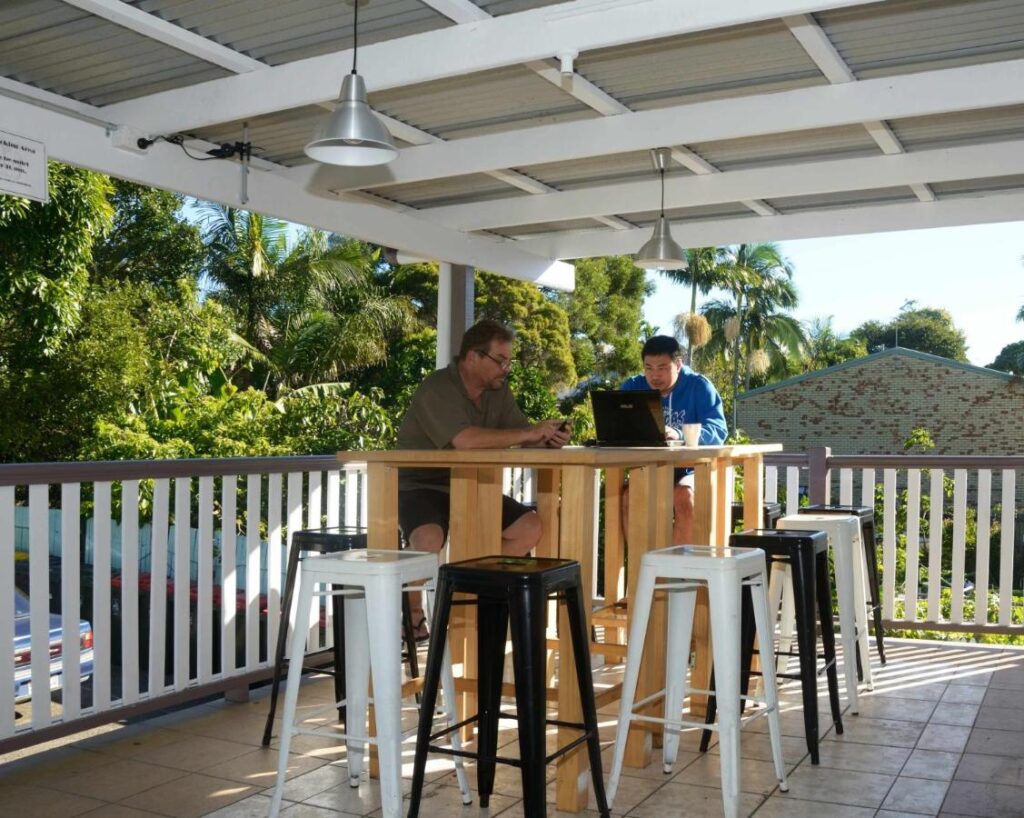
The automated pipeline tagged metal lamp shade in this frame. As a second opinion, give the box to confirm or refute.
[304,73,398,166]
[634,214,687,270]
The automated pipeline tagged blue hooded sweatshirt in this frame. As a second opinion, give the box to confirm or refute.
[620,366,727,445]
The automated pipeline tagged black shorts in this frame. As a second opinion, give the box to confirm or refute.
[398,488,533,543]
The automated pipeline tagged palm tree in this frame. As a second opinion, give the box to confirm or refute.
[199,204,416,392]
[697,242,804,431]
[660,247,732,362]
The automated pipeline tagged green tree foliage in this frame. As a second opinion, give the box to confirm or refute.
[989,339,1024,374]
[802,317,868,370]
[552,255,651,383]
[474,271,576,390]
[851,306,969,361]
[0,163,113,358]
[91,180,204,293]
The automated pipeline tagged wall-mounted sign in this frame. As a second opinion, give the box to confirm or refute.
[0,130,48,203]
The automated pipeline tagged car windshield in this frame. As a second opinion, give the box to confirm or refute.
[14,590,30,617]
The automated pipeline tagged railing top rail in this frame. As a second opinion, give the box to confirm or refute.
[0,455,367,486]
[828,454,1024,469]
[763,453,809,467]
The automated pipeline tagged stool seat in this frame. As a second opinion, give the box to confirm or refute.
[725,528,844,764]
[799,504,886,668]
[779,513,873,707]
[269,548,470,818]
[408,556,610,818]
[730,501,784,530]
[607,544,789,818]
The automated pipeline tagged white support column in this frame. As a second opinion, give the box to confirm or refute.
[436,263,475,369]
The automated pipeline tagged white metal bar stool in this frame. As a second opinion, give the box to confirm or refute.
[778,514,873,713]
[268,549,470,818]
[607,545,789,818]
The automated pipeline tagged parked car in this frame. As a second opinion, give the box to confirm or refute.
[14,588,94,703]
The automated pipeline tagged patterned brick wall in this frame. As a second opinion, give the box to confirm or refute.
[737,349,1024,455]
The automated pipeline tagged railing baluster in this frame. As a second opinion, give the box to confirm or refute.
[150,479,169,695]
[904,469,921,623]
[93,482,112,713]
[306,472,323,650]
[839,468,853,505]
[785,467,799,515]
[950,469,968,624]
[173,478,191,689]
[121,480,139,704]
[61,483,83,719]
[860,468,875,509]
[344,466,359,528]
[975,470,992,626]
[326,470,340,528]
[927,469,944,622]
[764,465,778,504]
[998,469,1016,626]
[0,486,13,738]
[246,474,262,669]
[267,473,283,664]
[882,469,897,620]
[197,476,214,684]
[286,472,304,660]
[29,485,50,728]
[220,476,237,676]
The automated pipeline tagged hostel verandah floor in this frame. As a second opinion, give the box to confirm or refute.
[1,639,1023,818]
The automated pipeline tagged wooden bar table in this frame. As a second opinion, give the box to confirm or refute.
[337,443,779,813]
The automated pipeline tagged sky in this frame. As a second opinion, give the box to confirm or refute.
[642,221,1024,368]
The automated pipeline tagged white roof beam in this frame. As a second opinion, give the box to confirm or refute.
[293,57,1024,192]
[424,140,1024,229]
[0,93,572,289]
[516,190,1024,259]
[783,13,935,202]
[60,0,267,73]
[101,0,878,135]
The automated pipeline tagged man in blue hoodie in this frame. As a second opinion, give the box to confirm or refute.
[620,335,727,542]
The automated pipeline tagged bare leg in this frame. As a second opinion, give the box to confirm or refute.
[673,484,694,544]
[501,510,542,557]
[407,524,445,632]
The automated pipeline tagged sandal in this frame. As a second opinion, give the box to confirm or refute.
[410,614,430,643]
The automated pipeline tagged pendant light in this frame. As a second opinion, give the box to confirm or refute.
[304,0,398,166]
[634,147,687,270]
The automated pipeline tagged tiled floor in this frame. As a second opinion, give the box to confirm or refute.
[2,638,1023,817]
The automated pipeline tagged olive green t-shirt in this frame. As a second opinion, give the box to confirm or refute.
[396,362,530,492]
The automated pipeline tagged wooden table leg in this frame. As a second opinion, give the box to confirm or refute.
[742,455,765,531]
[555,465,596,813]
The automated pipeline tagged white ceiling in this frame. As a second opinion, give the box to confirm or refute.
[4,0,1024,291]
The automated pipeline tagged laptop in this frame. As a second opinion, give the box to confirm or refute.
[589,389,683,447]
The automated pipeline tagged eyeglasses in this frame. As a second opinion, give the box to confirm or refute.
[477,349,511,371]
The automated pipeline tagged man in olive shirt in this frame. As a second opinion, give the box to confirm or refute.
[397,319,569,562]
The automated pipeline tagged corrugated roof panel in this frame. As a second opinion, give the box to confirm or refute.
[889,105,1024,150]
[931,174,1024,198]
[690,125,881,171]
[369,64,599,140]
[0,0,227,105]
[819,0,1024,79]
[131,0,451,66]
[623,203,755,227]
[362,174,531,209]
[514,151,693,191]
[575,19,826,111]
[765,186,919,214]
[492,217,613,238]
[194,105,327,166]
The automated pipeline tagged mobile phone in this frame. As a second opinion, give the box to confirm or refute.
[558,419,571,432]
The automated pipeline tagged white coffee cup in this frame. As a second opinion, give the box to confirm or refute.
[682,423,702,447]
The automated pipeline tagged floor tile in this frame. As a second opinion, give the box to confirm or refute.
[929,703,979,727]
[78,806,167,818]
[965,727,1024,758]
[987,669,1024,691]
[855,696,936,723]
[823,716,923,748]
[812,741,910,774]
[881,776,949,815]
[981,687,1024,710]
[941,686,987,705]
[750,794,875,817]
[670,754,783,796]
[120,773,257,818]
[901,749,961,780]
[48,758,187,801]
[941,779,1024,817]
[954,752,1024,786]
[973,706,1024,732]
[780,765,894,808]
[202,748,326,789]
[623,780,763,817]
[0,782,106,818]
[917,724,971,753]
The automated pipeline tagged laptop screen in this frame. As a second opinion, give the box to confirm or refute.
[589,390,667,446]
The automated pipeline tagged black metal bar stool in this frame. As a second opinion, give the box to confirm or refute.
[408,556,610,818]
[801,504,886,670]
[700,529,844,765]
[731,501,783,531]
[261,526,419,746]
